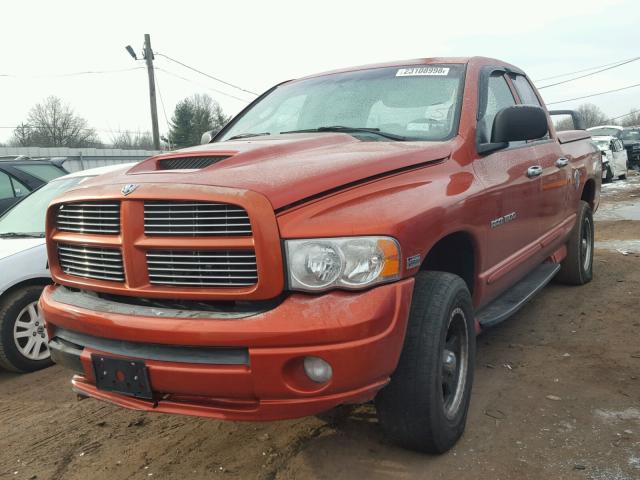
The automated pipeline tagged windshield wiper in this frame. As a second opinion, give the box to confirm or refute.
[227,132,271,140]
[0,232,45,238]
[281,126,407,141]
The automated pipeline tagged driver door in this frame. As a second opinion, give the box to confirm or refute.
[473,71,544,299]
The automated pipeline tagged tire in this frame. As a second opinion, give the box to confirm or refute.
[375,271,475,453]
[619,174,627,180]
[0,286,51,373]
[556,200,594,286]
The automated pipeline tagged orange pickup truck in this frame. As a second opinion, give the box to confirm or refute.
[41,57,599,453]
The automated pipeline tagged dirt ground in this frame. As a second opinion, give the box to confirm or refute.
[1,175,639,480]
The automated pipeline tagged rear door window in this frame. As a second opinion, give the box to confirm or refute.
[13,164,65,182]
[10,176,30,197]
[0,172,14,198]
[511,74,550,140]
[511,75,542,106]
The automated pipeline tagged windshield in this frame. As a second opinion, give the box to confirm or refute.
[621,129,640,141]
[589,127,620,137]
[0,176,88,235]
[218,64,465,142]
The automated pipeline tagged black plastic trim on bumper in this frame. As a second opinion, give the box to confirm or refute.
[49,337,84,373]
[52,327,250,366]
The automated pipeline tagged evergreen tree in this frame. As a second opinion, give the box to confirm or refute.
[168,94,230,148]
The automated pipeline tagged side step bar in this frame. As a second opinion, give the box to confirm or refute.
[477,262,561,328]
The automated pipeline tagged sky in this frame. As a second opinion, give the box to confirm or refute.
[1,0,639,145]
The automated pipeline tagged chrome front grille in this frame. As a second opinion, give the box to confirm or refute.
[146,250,257,287]
[56,202,120,234]
[144,202,252,236]
[58,244,124,282]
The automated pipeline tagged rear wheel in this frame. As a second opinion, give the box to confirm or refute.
[375,271,475,453]
[0,286,51,373]
[556,201,594,285]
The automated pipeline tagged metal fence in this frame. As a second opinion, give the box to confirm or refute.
[0,146,162,172]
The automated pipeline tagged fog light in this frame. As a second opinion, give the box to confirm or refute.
[303,356,333,383]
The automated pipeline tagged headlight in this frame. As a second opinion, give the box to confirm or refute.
[285,236,401,292]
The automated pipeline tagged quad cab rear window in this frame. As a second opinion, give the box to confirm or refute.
[218,64,466,142]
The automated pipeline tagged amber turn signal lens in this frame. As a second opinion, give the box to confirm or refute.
[378,238,401,278]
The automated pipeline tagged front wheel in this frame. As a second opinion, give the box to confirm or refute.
[375,271,475,453]
[0,286,52,373]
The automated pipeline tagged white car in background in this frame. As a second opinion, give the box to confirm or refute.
[591,135,628,182]
[0,164,133,372]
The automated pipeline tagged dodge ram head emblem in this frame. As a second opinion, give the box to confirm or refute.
[121,184,139,196]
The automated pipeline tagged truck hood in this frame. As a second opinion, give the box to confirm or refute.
[0,238,46,261]
[80,133,452,209]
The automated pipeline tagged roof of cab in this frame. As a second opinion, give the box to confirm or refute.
[52,163,136,180]
[296,56,519,82]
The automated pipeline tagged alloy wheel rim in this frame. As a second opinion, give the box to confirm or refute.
[441,307,468,420]
[13,301,50,361]
[581,216,593,272]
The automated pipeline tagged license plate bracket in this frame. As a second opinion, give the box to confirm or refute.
[92,354,153,400]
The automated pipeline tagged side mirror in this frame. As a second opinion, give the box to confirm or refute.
[200,128,222,145]
[492,105,549,143]
[200,130,214,145]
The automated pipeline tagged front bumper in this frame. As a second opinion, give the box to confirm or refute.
[41,279,413,421]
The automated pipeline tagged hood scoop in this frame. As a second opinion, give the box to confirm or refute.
[158,155,231,170]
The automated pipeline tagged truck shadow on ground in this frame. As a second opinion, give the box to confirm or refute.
[270,317,532,480]
[0,370,19,385]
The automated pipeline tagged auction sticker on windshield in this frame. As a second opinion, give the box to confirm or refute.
[396,67,450,76]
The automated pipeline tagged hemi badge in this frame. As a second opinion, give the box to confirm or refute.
[407,254,421,269]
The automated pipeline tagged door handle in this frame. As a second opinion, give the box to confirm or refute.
[527,166,543,178]
[555,158,569,168]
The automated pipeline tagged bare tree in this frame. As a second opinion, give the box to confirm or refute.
[10,96,100,147]
[578,104,610,128]
[619,110,640,127]
[10,123,35,146]
[110,130,156,150]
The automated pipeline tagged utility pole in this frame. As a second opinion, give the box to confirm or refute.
[143,34,161,150]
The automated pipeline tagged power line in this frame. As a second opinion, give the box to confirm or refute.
[534,56,640,82]
[537,57,640,89]
[546,82,640,105]
[155,67,250,102]
[155,52,258,96]
[0,66,145,79]
[609,110,640,122]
